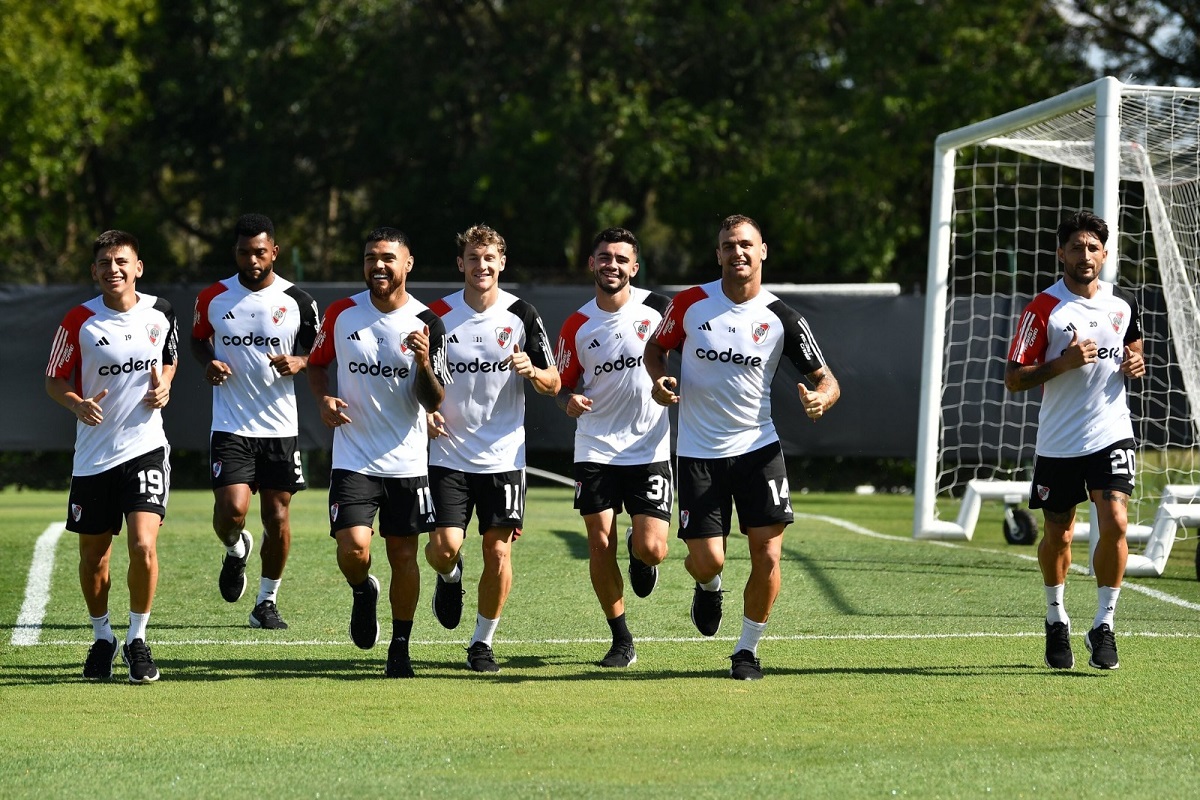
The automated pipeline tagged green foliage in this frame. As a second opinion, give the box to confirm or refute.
[0,1,1119,287]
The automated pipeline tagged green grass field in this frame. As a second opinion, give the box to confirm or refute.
[2,484,1198,798]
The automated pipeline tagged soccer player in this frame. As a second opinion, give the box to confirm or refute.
[1005,210,1145,671]
[425,224,561,673]
[307,227,448,678]
[192,214,319,630]
[555,228,671,668]
[45,230,178,684]
[645,214,840,681]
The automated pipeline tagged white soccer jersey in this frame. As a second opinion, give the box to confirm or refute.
[651,280,826,459]
[557,287,671,465]
[193,274,319,437]
[308,291,448,477]
[429,289,555,473]
[46,294,179,476]
[1008,278,1142,457]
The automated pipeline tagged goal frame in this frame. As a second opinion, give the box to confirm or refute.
[912,76,1200,576]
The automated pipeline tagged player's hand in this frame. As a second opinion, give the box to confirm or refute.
[268,353,305,376]
[427,410,449,440]
[207,359,233,386]
[506,342,536,380]
[320,396,352,428]
[145,364,171,408]
[565,394,593,418]
[1122,345,1146,378]
[651,376,679,406]
[1062,330,1098,368]
[801,385,826,421]
[73,389,108,426]
[405,325,432,368]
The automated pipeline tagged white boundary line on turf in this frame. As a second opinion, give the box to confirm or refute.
[32,630,1200,647]
[10,522,66,646]
[797,512,1200,612]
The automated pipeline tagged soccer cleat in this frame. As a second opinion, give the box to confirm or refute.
[385,639,415,678]
[1044,620,1074,669]
[82,636,119,680]
[218,530,253,603]
[349,575,380,650]
[432,556,465,630]
[730,649,764,680]
[466,641,500,673]
[626,527,658,599]
[249,599,289,630]
[690,583,724,636]
[121,638,161,684]
[598,641,637,668]
[1085,623,1120,670]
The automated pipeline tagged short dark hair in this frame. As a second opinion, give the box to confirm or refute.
[720,214,762,236]
[1057,210,1108,247]
[235,213,275,241]
[591,227,639,255]
[365,227,412,250]
[92,230,139,258]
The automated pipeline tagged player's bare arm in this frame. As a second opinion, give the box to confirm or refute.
[1004,330,1097,393]
[1121,339,1146,378]
[555,385,593,418]
[800,366,840,421]
[507,342,561,396]
[144,363,175,409]
[268,353,309,376]
[644,340,679,406]
[191,336,233,386]
[307,361,352,427]
[45,375,108,426]
[406,325,445,412]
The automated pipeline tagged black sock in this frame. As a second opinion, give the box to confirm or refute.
[393,619,413,643]
[606,613,632,644]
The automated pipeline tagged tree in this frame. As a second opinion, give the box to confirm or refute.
[1063,1,1198,85]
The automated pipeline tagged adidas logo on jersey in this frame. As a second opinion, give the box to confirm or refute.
[698,322,712,331]
[95,337,110,346]
[587,339,601,349]
[223,311,236,320]
[448,334,460,344]
[347,331,362,341]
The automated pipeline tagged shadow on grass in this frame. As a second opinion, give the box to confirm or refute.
[546,528,590,560]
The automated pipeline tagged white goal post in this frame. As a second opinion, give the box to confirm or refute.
[913,77,1200,577]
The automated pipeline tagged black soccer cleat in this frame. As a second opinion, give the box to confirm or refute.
[349,575,380,650]
[386,638,415,678]
[466,641,500,673]
[1085,623,1120,670]
[729,649,764,681]
[598,641,637,668]
[690,583,724,637]
[82,636,119,680]
[626,527,658,599]
[218,530,253,603]
[121,638,161,684]
[249,599,289,630]
[1044,620,1074,669]
[432,556,465,630]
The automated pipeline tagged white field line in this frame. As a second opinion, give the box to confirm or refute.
[11,511,1199,647]
[797,512,1200,612]
[10,523,66,646]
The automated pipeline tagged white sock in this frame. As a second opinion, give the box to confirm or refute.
[226,531,249,559]
[1044,584,1068,627]
[440,561,463,584]
[90,612,113,642]
[257,577,281,605]
[471,613,499,647]
[699,573,722,592]
[1093,586,1121,630]
[127,611,150,644]
[734,617,768,657]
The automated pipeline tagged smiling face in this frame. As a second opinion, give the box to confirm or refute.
[590,241,639,296]
[91,245,143,309]
[717,222,768,287]
[459,243,506,295]
[362,239,413,306]
[1058,230,1107,291]
[234,232,279,290]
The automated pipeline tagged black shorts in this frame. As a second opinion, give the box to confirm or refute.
[573,461,673,521]
[677,442,793,539]
[210,431,305,493]
[1028,438,1137,512]
[430,466,524,534]
[327,469,434,538]
[66,447,170,535]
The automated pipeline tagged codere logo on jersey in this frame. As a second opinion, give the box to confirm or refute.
[98,356,159,376]
[221,333,282,348]
[695,347,763,367]
[449,358,511,375]
[348,361,410,379]
[594,354,644,376]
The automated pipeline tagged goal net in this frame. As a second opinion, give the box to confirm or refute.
[913,78,1200,576]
